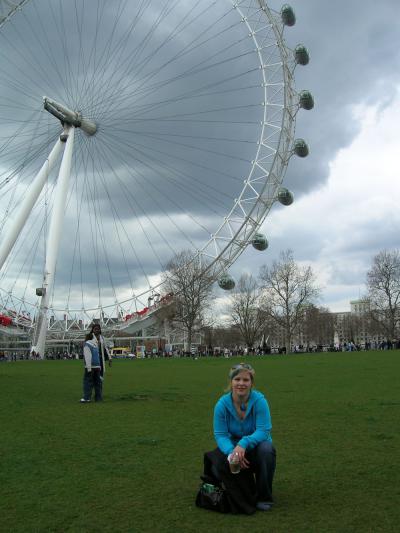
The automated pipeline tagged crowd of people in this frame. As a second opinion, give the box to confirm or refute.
[1,338,399,363]
[0,350,80,361]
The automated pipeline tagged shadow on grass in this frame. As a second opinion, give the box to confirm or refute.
[114,391,190,402]
[135,438,164,446]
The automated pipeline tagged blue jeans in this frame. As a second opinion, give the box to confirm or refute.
[246,441,276,502]
[82,368,102,401]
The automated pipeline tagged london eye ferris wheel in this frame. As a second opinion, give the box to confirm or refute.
[0,0,313,353]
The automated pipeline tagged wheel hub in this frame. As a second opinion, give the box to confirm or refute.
[43,96,97,136]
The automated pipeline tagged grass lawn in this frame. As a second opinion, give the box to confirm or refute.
[1,351,399,532]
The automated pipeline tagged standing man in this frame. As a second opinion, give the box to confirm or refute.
[81,323,112,403]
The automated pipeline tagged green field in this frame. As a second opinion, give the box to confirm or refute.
[1,351,399,532]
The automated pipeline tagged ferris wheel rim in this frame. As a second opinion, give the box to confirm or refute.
[0,0,298,317]
[196,1,297,281]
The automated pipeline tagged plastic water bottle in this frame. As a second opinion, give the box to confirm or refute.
[228,452,240,474]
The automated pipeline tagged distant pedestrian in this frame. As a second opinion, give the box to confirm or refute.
[80,324,112,403]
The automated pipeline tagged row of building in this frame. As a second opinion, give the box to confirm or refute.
[258,299,396,350]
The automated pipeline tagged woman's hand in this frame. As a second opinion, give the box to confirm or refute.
[232,445,249,469]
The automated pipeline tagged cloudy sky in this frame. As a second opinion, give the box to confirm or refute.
[227,0,400,313]
[0,0,399,317]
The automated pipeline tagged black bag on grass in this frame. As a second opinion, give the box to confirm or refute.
[195,449,257,515]
[195,482,230,513]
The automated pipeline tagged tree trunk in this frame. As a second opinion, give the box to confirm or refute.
[186,327,192,355]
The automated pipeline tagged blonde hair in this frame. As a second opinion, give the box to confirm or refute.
[225,363,255,392]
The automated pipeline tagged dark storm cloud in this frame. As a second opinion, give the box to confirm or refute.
[0,0,261,216]
[2,0,399,203]
[1,0,399,313]
[281,0,400,196]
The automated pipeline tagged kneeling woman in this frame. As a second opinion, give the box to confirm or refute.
[212,363,276,511]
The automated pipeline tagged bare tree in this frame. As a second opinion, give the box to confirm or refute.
[202,324,243,352]
[303,305,335,346]
[229,273,264,348]
[336,312,363,344]
[162,250,214,352]
[366,249,400,341]
[259,249,320,352]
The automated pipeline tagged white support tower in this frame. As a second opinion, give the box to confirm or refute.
[0,95,97,357]
[31,126,75,357]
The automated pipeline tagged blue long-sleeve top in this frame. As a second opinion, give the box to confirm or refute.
[213,389,272,455]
